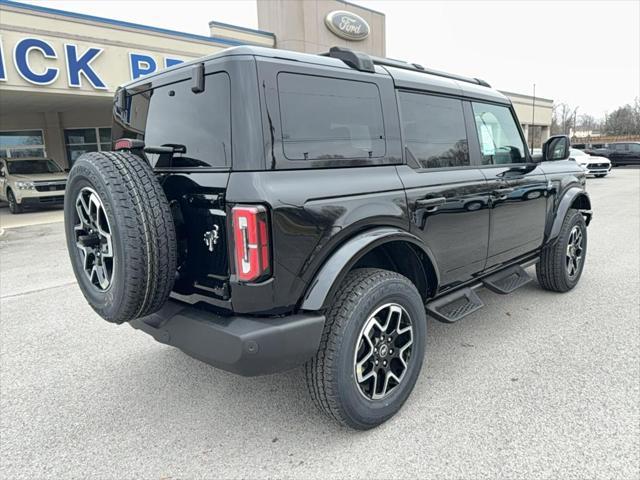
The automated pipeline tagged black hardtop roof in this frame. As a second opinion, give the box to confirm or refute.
[123,45,509,105]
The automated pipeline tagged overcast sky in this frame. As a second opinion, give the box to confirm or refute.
[20,0,640,119]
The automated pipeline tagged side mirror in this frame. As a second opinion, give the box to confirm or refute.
[0,169,5,177]
[542,135,570,162]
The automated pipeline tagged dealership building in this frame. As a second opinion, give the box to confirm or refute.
[0,0,552,168]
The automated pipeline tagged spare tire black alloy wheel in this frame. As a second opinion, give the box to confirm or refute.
[64,151,177,324]
[74,187,114,291]
[354,303,414,400]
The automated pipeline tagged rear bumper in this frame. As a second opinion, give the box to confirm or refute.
[129,300,325,376]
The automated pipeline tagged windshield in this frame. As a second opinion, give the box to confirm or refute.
[570,149,588,157]
[6,159,63,175]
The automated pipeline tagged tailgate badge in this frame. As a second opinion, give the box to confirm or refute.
[203,225,220,252]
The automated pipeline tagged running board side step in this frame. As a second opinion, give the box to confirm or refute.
[426,288,484,323]
[481,265,532,294]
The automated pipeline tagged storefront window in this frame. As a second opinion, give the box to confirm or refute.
[64,127,112,165]
[0,130,46,158]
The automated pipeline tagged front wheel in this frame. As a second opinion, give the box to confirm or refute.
[536,209,587,292]
[305,268,427,430]
[7,189,23,214]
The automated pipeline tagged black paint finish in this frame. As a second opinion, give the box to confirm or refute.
[113,47,590,317]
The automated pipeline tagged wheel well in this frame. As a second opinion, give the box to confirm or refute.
[570,193,591,210]
[351,241,437,301]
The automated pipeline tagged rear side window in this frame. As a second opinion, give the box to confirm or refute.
[398,92,469,168]
[277,73,385,161]
[472,102,526,164]
[127,72,231,168]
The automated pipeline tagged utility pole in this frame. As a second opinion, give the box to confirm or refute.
[531,83,536,147]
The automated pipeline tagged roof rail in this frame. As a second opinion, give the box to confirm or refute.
[320,47,375,73]
[322,46,491,88]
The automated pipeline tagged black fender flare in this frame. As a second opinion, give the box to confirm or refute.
[547,188,592,242]
[301,227,439,311]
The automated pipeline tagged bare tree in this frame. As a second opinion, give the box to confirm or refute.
[577,113,600,132]
[551,103,578,135]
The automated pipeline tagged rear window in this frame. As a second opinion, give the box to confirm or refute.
[277,73,385,161]
[126,72,231,168]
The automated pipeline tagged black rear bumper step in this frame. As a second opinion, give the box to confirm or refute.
[426,288,484,323]
[481,265,532,294]
[129,300,325,376]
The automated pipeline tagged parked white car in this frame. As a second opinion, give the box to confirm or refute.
[569,148,611,177]
[0,157,67,213]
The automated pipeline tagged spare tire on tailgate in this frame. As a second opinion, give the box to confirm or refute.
[64,151,177,324]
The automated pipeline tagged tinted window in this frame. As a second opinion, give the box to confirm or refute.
[277,73,385,161]
[629,143,640,153]
[7,159,62,174]
[127,72,231,168]
[399,92,469,168]
[472,102,526,164]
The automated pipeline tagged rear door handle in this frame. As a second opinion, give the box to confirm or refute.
[415,196,446,211]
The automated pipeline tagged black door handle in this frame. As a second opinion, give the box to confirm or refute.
[415,196,446,211]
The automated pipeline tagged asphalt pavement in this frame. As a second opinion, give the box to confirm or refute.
[1,168,639,479]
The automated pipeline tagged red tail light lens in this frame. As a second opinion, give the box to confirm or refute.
[114,138,144,151]
[232,205,271,282]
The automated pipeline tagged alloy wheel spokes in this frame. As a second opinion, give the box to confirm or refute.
[74,188,114,291]
[566,225,584,278]
[354,303,414,400]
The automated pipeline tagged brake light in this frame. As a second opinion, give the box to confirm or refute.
[114,138,144,151]
[232,205,270,282]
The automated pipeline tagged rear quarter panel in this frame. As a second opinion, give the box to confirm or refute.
[225,167,408,313]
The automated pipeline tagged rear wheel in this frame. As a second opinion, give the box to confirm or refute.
[536,209,587,292]
[7,189,22,214]
[64,151,177,324]
[305,268,427,430]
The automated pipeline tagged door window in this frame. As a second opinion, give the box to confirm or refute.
[277,73,386,161]
[0,130,46,158]
[628,143,640,153]
[472,103,526,164]
[398,92,469,168]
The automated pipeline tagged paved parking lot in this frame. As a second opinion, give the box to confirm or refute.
[1,169,639,479]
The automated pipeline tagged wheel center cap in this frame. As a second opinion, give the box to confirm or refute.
[378,344,388,358]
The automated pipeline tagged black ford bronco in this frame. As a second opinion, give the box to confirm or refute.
[64,46,592,430]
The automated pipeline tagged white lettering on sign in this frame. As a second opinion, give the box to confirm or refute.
[0,36,185,89]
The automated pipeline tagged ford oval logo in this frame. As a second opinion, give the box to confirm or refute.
[324,10,370,41]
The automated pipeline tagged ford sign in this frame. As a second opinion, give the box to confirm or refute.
[324,10,370,41]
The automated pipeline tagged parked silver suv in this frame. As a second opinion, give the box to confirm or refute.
[0,157,67,214]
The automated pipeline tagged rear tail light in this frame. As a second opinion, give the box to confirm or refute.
[232,205,271,282]
[114,138,145,151]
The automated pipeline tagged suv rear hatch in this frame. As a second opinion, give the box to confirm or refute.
[112,67,232,303]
